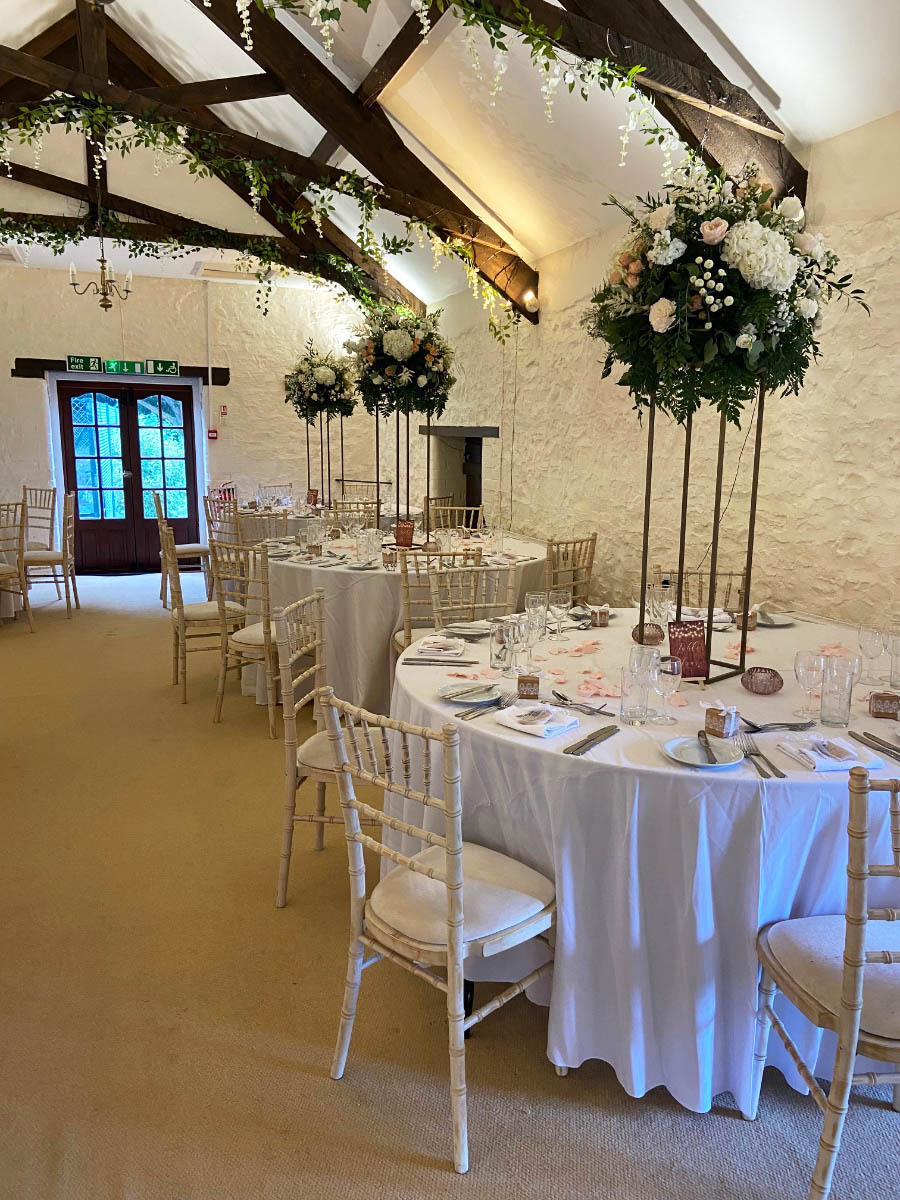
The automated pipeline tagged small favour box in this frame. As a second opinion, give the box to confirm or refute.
[517,674,541,700]
[591,607,610,628]
[735,609,757,631]
[868,691,900,719]
[307,542,322,558]
[395,520,415,549]
[705,705,740,739]
[306,488,318,506]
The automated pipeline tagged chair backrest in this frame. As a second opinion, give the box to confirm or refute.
[429,504,484,531]
[0,501,25,566]
[60,492,76,566]
[273,590,327,772]
[319,686,463,953]
[204,494,241,544]
[258,483,292,505]
[329,500,381,530]
[22,485,56,550]
[428,562,515,629]
[398,548,484,644]
[208,537,270,635]
[343,481,377,501]
[208,484,235,502]
[424,494,454,521]
[546,534,597,605]
[253,509,289,539]
[836,769,900,1060]
[652,565,745,611]
[159,523,185,613]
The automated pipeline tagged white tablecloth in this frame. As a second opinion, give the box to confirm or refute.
[388,611,899,1114]
[247,535,547,713]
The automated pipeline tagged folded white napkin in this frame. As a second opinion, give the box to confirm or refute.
[678,606,732,623]
[444,620,492,632]
[776,736,885,772]
[495,703,579,739]
[417,635,466,658]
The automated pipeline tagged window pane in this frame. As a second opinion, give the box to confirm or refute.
[165,490,188,519]
[164,458,186,489]
[97,426,121,458]
[77,489,101,520]
[142,491,157,520]
[100,458,123,488]
[74,426,97,456]
[137,395,160,426]
[102,489,125,520]
[75,458,99,488]
[95,394,120,426]
[141,458,163,488]
[139,428,162,458]
[71,394,94,425]
[162,428,185,458]
[160,395,183,427]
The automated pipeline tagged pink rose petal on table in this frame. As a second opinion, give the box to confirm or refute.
[446,670,480,679]
[724,641,755,659]
[549,647,569,656]
[669,693,689,707]
[532,654,548,663]
[818,642,854,657]
[479,668,500,679]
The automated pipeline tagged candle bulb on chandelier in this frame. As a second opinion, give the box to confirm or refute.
[124,270,133,294]
[69,262,77,286]
[106,261,116,284]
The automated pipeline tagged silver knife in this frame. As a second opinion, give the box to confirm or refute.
[698,730,717,764]
[849,730,900,765]
[562,725,619,756]
[401,659,479,667]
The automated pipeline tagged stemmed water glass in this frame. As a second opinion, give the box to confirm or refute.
[793,650,825,719]
[547,589,571,641]
[651,656,682,724]
[857,626,887,684]
[502,615,527,677]
[525,591,547,638]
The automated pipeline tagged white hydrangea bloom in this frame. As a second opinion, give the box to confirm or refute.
[313,365,336,386]
[647,230,687,266]
[721,221,799,293]
[383,329,415,360]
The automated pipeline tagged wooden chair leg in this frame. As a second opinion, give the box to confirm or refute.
[314,781,327,851]
[171,626,179,684]
[447,973,469,1174]
[70,568,80,609]
[555,1065,569,1077]
[203,558,213,600]
[20,580,35,633]
[265,652,278,740]
[214,647,229,723]
[746,969,776,1120]
[809,1077,853,1200]
[180,638,188,704]
[63,568,72,618]
[276,774,299,908]
[331,937,364,1080]
[160,565,168,607]
[53,568,62,601]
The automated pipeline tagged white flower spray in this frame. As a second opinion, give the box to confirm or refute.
[490,47,508,106]
[235,0,253,52]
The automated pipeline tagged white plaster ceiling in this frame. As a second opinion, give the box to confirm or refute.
[1,0,898,298]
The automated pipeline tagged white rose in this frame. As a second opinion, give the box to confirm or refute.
[735,323,757,350]
[776,196,805,226]
[382,329,415,361]
[646,203,674,232]
[313,365,336,386]
[795,297,818,320]
[417,375,427,387]
[648,297,676,333]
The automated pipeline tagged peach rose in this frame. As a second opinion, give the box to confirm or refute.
[757,199,772,212]
[632,240,648,255]
[700,218,728,245]
[625,273,641,289]
[608,269,623,286]
[618,251,633,268]
[628,259,644,274]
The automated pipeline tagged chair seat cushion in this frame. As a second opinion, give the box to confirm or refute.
[174,543,209,556]
[181,600,244,622]
[296,728,386,774]
[26,540,50,550]
[767,915,900,1040]
[0,561,18,578]
[23,549,62,564]
[368,842,555,948]
[393,626,436,653]
[230,621,267,647]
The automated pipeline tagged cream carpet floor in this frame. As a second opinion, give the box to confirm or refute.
[0,575,893,1200]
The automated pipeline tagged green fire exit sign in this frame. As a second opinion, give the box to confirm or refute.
[104,359,145,375]
[66,354,101,372]
[146,358,179,376]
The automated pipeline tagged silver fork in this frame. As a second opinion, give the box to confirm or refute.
[459,692,516,721]
[735,732,770,778]
[552,689,609,716]
[743,731,786,778]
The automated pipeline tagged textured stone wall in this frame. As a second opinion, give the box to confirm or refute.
[431,113,900,624]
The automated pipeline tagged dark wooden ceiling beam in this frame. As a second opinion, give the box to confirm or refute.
[75,0,109,211]
[135,74,286,107]
[544,0,806,198]
[187,0,538,316]
[312,10,444,164]
[0,11,77,90]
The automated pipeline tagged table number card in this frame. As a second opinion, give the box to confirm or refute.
[306,488,318,506]
[667,620,708,683]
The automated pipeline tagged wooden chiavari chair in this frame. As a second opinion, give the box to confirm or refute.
[329,498,381,529]
[0,501,33,632]
[161,524,244,703]
[342,481,377,501]
[748,766,900,1199]
[258,483,293,506]
[23,491,79,617]
[545,533,597,605]
[204,493,241,546]
[393,548,483,655]
[208,483,236,502]
[22,485,56,550]
[273,592,381,907]
[320,687,556,1174]
[208,538,278,737]
[428,561,515,630]
[652,565,746,611]
[429,504,484,531]
[424,493,454,524]
[154,492,211,607]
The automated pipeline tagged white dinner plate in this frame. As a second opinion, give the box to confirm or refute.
[663,736,744,769]
[757,614,794,628]
[439,682,501,705]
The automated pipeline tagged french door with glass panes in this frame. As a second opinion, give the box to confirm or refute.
[57,381,200,572]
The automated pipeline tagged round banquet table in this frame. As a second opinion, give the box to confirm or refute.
[246,534,547,713]
[388,609,899,1115]
[238,505,426,544]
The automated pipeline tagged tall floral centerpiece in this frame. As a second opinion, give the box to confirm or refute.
[346,308,456,524]
[582,158,867,679]
[285,339,357,504]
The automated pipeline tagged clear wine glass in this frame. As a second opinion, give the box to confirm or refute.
[525,591,547,639]
[793,650,825,718]
[651,656,682,724]
[857,626,886,684]
[548,589,571,642]
[502,615,527,677]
